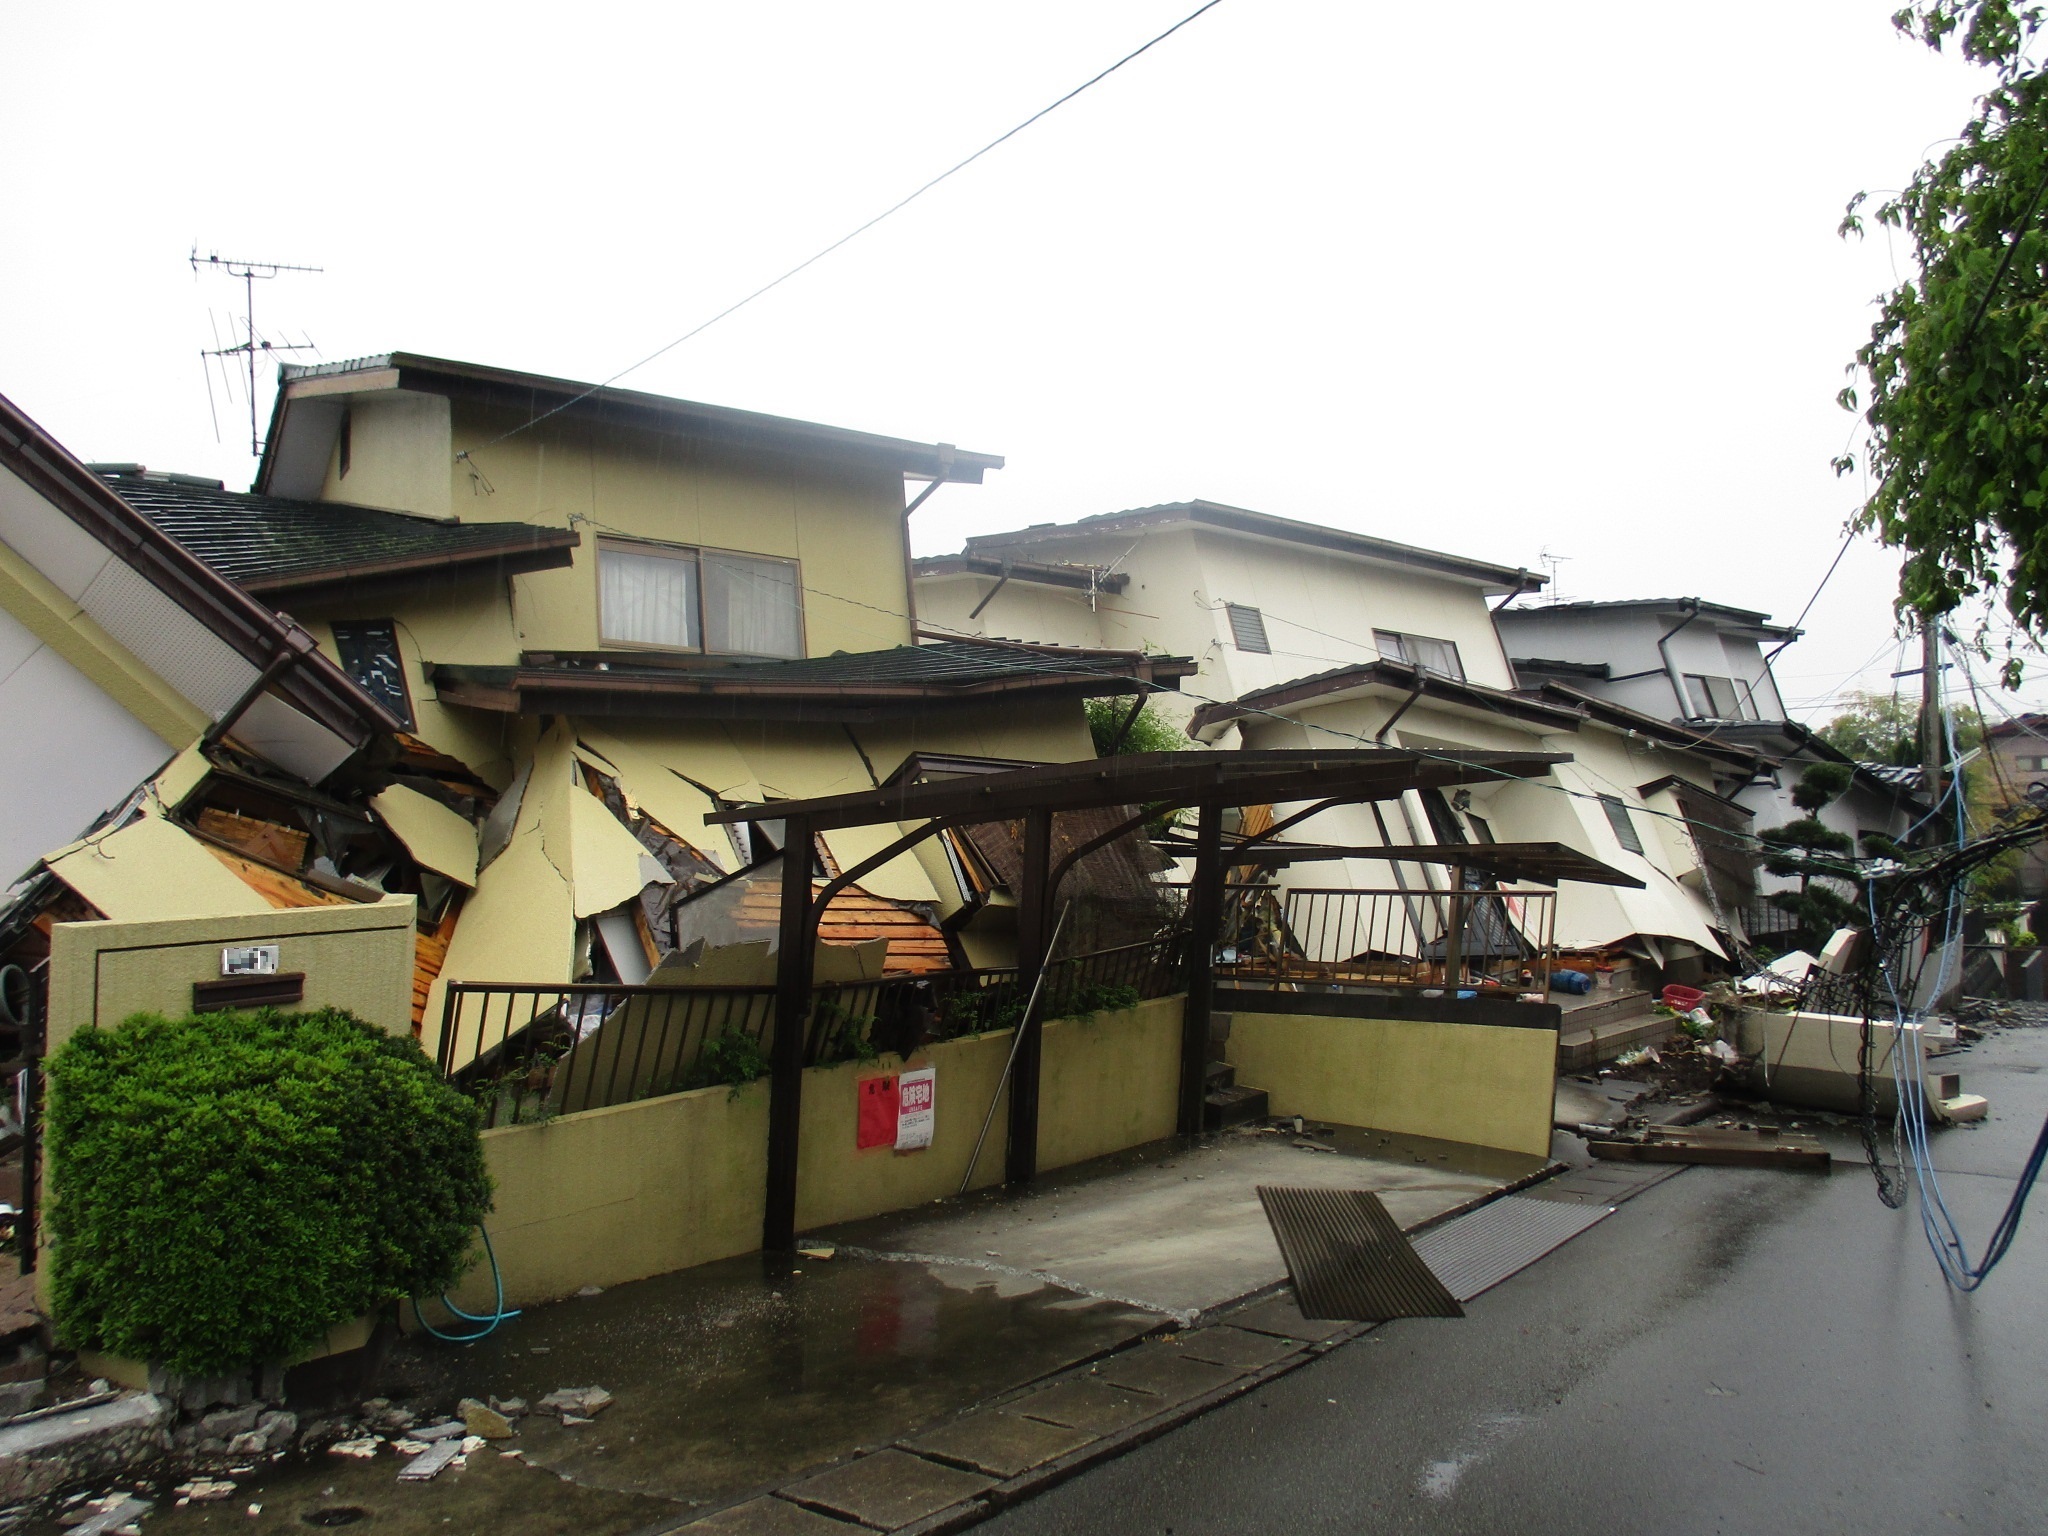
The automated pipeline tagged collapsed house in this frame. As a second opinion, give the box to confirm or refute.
[916,501,1760,980]
[0,390,402,987]
[59,355,1190,1073]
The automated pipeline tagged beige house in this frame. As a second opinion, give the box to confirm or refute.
[97,355,1188,1058]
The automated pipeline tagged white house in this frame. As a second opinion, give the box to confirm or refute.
[919,503,1761,976]
[1496,597,1926,906]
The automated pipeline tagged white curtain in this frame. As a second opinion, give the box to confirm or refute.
[600,544,699,648]
[703,552,802,658]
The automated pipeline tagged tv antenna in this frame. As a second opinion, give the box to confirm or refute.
[1537,546,1571,604]
[190,248,322,457]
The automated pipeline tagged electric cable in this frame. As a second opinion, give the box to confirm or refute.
[464,0,1231,459]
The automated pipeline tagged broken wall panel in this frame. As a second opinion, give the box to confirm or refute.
[46,814,278,923]
[370,783,480,887]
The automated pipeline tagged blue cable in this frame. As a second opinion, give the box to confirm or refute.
[1859,639,2048,1290]
[411,1225,523,1342]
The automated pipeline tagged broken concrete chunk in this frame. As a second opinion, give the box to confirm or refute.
[458,1399,515,1439]
[488,1396,527,1417]
[67,1497,151,1536]
[537,1387,612,1419]
[172,1478,237,1502]
[411,1419,467,1442]
[328,1437,380,1458]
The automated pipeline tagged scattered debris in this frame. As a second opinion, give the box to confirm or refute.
[459,1398,515,1440]
[537,1387,613,1420]
[488,1396,528,1418]
[62,1493,150,1535]
[795,1243,836,1260]
[1291,1138,1336,1153]
[396,1438,462,1482]
[575,1285,605,1298]
[411,1419,467,1442]
[1589,1126,1830,1170]
[327,1438,381,1459]
[172,1478,237,1503]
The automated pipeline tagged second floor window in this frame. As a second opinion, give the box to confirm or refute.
[1374,629,1464,680]
[598,538,803,658]
[1683,674,1757,720]
[1598,794,1645,854]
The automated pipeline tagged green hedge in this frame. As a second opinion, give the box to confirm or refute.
[47,1007,491,1375]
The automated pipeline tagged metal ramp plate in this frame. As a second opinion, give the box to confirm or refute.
[1411,1193,1613,1303]
[1256,1186,1464,1322]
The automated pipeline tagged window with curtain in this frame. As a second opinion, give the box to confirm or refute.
[703,551,803,658]
[598,538,803,657]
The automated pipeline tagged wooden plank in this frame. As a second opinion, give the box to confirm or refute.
[1588,1137,1830,1171]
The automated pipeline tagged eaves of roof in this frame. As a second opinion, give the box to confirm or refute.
[1528,682,1763,769]
[0,392,399,748]
[430,640,1195,723]
[1496,596,1800,642]
[96,473,579,599]
[262,352,1003,491]
[963,500,1540,592]
[912,552,1129,594]
[1189,658,1584,736]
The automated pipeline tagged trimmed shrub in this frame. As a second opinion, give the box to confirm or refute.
[47,1006,491,1376]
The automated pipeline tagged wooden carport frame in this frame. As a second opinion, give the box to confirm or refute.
[701,747,1571,1251]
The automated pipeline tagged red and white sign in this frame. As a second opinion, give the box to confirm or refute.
[895,1067,935,1151]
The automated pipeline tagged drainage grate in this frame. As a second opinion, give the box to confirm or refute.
[1256,1186,1464,1322]
[1411,1193,1613,1302]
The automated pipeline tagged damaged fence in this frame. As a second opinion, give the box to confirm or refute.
[440,934,1190,1128]
[1212,884,1557,994]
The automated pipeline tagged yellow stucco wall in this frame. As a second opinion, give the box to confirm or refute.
[45,899,419,1053]
[1223,1011,1556,1158]
[459,995,1187,1309]
[443,403,914,659]
[319,391,455,522]
[1036,995,1183,1171]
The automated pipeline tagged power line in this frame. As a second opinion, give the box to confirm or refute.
[461,0,1230,461]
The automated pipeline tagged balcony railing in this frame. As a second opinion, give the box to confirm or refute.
[439,934,1189,1128]
[1211,884,1557,995]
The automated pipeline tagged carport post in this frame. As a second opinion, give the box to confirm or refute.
[1180,800,1224,1135]
[763,813,816,1252]
[1005,806,1054,1185]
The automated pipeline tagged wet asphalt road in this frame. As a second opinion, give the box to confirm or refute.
[982,1026,2048,1536]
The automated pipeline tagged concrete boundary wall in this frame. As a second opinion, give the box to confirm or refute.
[450,994,1185,1310]
[1222,1011,1557,1158]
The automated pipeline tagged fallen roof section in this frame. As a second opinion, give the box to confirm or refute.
[96,472,579,601]
[963,500,1540,594]
[704,747,1571,833]
[430,640,1195,722]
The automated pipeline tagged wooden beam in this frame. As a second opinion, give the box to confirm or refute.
[1180,802,1225,1136]
[1006,807,1054,1186]
[763,815,816,1252]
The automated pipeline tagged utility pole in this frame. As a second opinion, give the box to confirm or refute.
[1921,612,1945,813]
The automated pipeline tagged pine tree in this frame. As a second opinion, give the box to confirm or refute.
[1759,763,1860,953]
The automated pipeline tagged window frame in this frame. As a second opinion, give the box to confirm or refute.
[595,535,806,659]
[1225,603,1271,654]
[329,618,413,730]
[1373,628,1466,681]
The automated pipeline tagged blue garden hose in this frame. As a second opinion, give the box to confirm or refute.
[411,1225,522,1342]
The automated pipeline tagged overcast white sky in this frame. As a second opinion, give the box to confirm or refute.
[5,2,2038,726]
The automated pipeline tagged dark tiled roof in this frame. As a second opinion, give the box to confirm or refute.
[95,473,578,595]
[1856,761,1924,791]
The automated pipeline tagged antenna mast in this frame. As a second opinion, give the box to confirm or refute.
[190,248,322,457]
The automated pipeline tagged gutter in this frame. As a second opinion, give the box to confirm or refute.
[1655,598,1703,716]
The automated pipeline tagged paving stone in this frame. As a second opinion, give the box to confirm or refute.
[784,1449,994,1530]
[1226,1293,1351,1342]
[1093,1350,1241,1404]
[904,1410,1095,1477]
[680,1495,862,1534]
[1175,1325,1304,1372]
[1008,1378,1165,1435]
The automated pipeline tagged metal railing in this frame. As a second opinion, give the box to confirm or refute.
[1214,884,1557,994]
[439,933,1191,1127]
